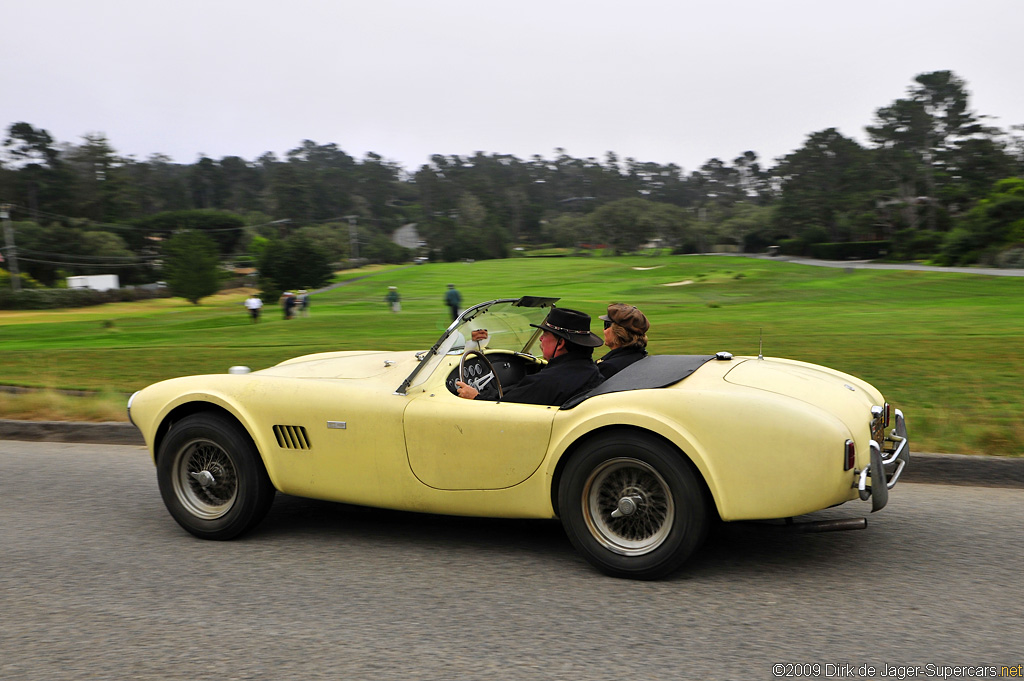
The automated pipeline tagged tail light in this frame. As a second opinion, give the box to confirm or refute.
[844,439,855,471]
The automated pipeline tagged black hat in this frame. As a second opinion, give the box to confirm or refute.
[531,307,604,347]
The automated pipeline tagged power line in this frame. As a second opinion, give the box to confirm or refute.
[5,204,279,233]
[12,255,157,268]
[12,246,161,262]
[3,203,393,234]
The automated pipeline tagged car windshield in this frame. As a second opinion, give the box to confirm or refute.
[397,296,558,394]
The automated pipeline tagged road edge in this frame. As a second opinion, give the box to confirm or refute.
[0,419,144,446]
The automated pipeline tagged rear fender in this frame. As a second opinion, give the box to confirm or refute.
[547,388,858,521]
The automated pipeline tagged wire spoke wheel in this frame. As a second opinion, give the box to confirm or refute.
[583,457,674,556]
[559,432,708,579]
[172,438,238,520]
[157,414,276,540]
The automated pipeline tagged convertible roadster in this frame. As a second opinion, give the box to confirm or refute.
[128,296,910,579]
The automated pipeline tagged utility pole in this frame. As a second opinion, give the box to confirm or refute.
[344,215,359,261]
[1,204,21,292]
[268,218,291,238]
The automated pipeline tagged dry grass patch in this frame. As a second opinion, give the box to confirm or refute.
[0,389,128,422]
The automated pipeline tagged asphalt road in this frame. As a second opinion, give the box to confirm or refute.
[2,441,1022,681]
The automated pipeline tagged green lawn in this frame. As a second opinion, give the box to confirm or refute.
[2,255,1022,456]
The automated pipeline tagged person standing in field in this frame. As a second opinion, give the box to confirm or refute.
[298,290,310,317]
[444,283,462,321]
[244,294,263,323]
[386,286,401,313]
[282,292,297,319]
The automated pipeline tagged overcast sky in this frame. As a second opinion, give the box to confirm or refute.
[4,0,1022,173]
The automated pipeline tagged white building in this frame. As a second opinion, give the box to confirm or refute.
[67,274,120,292]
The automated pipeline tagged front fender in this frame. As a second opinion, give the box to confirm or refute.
[128,375,297,491]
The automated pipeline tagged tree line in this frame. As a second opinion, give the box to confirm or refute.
[2,70,1023,303]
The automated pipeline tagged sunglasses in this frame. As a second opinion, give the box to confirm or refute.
[603,319,614,330]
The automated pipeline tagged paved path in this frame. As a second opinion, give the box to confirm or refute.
[310,264,412,294]
[737,253,1024,277]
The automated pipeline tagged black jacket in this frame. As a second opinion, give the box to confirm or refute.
[597,346,648,379]
[489,353,604,406]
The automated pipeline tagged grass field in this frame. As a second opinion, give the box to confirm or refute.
[2,255,1022,457]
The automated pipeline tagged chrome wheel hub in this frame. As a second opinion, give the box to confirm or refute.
[173,438,238,520]
[582,457,674,556]
[611,494,644,518]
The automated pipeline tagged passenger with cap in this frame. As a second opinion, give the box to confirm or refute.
[597,303,650,378]
[456,307,604,406]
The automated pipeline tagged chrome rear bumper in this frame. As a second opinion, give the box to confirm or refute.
[858,409,910,512]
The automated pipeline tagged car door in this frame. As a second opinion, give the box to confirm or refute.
[403,392,557,490]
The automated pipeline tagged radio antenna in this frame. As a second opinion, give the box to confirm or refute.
[758,328,763,360]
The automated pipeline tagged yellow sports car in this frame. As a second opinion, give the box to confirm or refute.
[128,296,910,579]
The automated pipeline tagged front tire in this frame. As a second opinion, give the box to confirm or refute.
[558,432,709,579]
[157,413,275,540]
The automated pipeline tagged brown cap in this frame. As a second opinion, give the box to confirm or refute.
[599,303,650,335]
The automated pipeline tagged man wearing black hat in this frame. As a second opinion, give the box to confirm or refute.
[456,307,604,406]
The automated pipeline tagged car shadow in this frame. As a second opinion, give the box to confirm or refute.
[254,494,881,579]
[255,493,578,563]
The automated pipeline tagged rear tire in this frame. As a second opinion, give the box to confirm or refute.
[558,432,709,579]
[157,413,275,540]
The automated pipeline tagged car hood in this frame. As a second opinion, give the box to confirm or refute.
[256,350,422,380]
[723,357,883,409]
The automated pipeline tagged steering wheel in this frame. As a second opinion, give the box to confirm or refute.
[459,350,503,399]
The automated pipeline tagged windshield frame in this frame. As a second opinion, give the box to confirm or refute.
[395,296,559,395]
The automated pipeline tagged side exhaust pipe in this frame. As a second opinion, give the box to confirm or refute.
[792,518,868,533]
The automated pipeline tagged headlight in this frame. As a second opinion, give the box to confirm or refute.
[126,391,140,427]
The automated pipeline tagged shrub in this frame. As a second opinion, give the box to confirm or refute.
[257,234,334,301]
[939,228,980,266]
[0,270,44,289]
[163,230,222,304]
[995,246,1024,268]
[0,285,171,310]
[809,241,891,260]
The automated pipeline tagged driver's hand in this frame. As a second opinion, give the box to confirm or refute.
[455,380,479,400]
[470,329,488,341]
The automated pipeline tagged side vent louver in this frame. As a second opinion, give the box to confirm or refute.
[273,425,311,450]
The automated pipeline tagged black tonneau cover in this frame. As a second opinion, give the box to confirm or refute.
[561,354,717,409]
